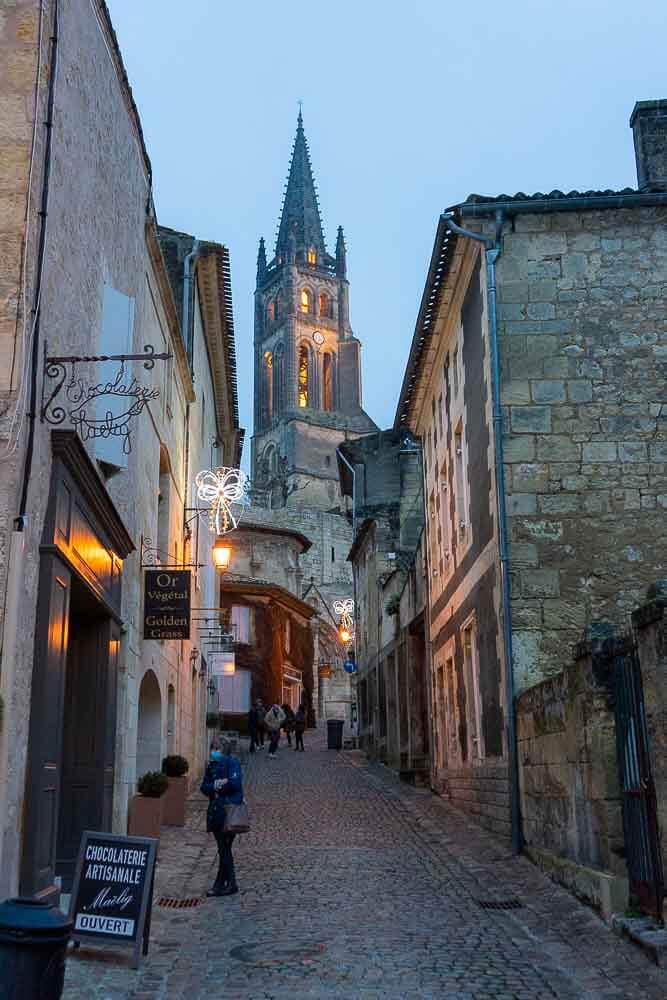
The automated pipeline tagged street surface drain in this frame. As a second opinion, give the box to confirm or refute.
[157,896,202,909]
[230,940,326,966]
[475,897,523,910]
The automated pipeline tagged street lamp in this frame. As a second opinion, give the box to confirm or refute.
[212,536,232,571]
[338,626,351,644]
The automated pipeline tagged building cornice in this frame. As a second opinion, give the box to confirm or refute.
[196,247,243,467]
[145,220,195,404]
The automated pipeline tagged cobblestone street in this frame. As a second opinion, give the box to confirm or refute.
[64,730,667,999]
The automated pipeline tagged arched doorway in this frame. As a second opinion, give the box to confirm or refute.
[137,670,162,779]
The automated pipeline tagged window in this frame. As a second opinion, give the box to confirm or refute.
[264,351,273,423]
[454,421,467,534]
[267,300,275,323]
[232,605,251,644]
[300,288,312,313]
[273,343,284,414]
[319,291,330,316]
[324,454,331,468]
[307,248,317,265]
[322,352,333,411]
[463,618,483,760]
[275,289,284,320]
[440,462,450,561]
[331,547,335,563]
[298,345,309,407]
[157,447,171,563]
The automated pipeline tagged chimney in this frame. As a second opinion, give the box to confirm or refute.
[630,100,667,192]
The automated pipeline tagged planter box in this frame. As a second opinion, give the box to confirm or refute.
[128,794,163,838]
[162,775,187,826]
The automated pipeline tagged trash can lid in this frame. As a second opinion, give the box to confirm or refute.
[0,897,73,939]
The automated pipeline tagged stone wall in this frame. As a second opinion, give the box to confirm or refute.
[633,590,667,876]
[516,640,626,914]
[496,206,667,692]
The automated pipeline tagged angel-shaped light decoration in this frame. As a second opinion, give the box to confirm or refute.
[333,597,355,643]
[195,467,250,535]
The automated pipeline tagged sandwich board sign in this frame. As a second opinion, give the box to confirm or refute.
[68,831,158,968]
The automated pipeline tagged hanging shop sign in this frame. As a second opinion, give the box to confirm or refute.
[40,344,172,455]
[69,831,157,969]
[343,659,357,674]
[143,569,191,640]
[210,651,236,676]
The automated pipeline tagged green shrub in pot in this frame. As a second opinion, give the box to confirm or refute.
[137,771,169,798]
[161,754,189,778]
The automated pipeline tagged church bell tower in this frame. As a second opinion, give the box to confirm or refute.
[251,112,377,509]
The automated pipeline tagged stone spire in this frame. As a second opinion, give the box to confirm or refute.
[275,111,326,259]
[256,236,267,283]
[335,225,347,278]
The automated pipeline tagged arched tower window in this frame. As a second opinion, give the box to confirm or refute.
[319,292,330,317]
[264,350,273,423]
[298,345,310,408]
[267,299,275,324]
[307,248,317,265]
[273,343,284,416]
[300,288,312,314]
[322,352,334,412]
[275,289,284,320]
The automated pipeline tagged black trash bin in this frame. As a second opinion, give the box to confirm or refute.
[0,897,73,1000]
[327,719,344,750]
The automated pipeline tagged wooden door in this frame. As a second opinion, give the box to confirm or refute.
[20,556,71,898]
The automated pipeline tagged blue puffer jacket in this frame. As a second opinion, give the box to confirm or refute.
[201,755,243,832]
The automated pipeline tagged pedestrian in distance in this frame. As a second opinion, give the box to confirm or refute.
[201,737,243,897]
[255,698,266,748]
[264,703,285,757]
[248,700,262,753]
[281,703,295,746]
[294,704,306,752]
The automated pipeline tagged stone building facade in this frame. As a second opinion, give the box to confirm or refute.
[236,114,379,727]
[395,99,667,839]
[337,431,429,776]
[0,0,242,900]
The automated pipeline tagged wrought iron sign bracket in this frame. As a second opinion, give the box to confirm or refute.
[40,342,173,455]
[140,535,204,571]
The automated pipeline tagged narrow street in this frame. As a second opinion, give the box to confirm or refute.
[64,731,667,1000]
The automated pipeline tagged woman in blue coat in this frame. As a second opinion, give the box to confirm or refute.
[200,737,243,896]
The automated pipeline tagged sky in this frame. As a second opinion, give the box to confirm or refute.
[107,0,667,461]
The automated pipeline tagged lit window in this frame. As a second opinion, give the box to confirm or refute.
[267,300,275,323]
[307,248,317,265]
[319,291,329,316]
[298,345,309,407]
[322,353,333,411]
[300,288,312,313]
[264,351,273,422]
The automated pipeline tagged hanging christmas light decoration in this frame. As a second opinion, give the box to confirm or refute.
[195,467,250,535]
[333,598,355,644]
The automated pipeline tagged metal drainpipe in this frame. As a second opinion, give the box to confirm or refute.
[442,209,522,855]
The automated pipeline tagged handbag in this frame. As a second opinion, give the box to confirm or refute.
[224,801,250,834]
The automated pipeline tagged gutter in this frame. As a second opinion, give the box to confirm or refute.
[443,209,522,856]
[457,190,667,219]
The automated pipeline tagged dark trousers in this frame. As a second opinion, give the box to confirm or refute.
[268,729,280,754]
[295,731,304,751]
[213,829,236,888]
[284,727,292,746]
[249,727,258,752]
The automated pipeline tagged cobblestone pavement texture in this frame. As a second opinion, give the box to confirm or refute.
[63,728,667,999]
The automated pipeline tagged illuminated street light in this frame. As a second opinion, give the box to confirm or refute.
[212,537,232,571]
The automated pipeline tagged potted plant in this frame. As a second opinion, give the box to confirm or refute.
[161,754,190,827]
[128,770,168,838]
